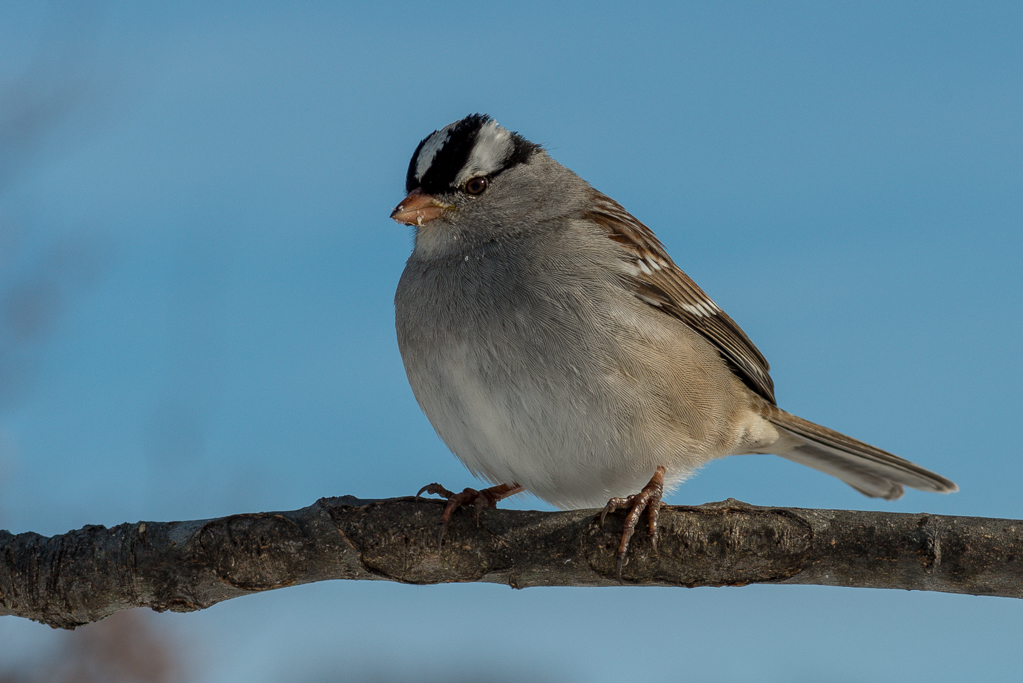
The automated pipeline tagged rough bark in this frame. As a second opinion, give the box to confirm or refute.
[1,496,1019,629]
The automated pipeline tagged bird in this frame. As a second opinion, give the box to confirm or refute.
[390,114,957,577]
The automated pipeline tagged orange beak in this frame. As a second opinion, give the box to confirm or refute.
[390,188,452,226]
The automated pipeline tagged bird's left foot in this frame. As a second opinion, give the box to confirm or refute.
[599,465,667,582]
[416,482,524,546]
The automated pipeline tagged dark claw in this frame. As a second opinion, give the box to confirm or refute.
[599,495,632,527]
[417,482,456,500]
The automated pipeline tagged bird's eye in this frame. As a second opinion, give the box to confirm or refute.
[464,177,488,196]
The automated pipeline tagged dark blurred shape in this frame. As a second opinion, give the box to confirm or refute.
[0,227,111,411]
[48,611,181,683]
[1,228,110,342]
[3,277,64,341]
[0,0,113,412]
[0,610,184,683]
[0,0,109,193]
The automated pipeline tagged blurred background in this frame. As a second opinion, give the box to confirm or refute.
[1,1,1020,681]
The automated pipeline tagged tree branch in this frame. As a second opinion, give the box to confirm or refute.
[2,496,1020,628]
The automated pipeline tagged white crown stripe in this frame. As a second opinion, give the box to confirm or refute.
[415,125,454,181]
[456,120,514,185]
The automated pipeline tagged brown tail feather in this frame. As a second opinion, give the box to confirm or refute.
[762,406,958,499]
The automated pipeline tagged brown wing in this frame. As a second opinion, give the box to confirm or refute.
[583,191,776,404]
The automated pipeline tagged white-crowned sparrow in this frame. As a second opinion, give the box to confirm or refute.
[392,114,957,574]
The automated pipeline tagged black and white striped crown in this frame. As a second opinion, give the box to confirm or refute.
[406,114,540,194]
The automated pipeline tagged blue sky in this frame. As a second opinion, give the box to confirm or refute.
[1,2,1021,681]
